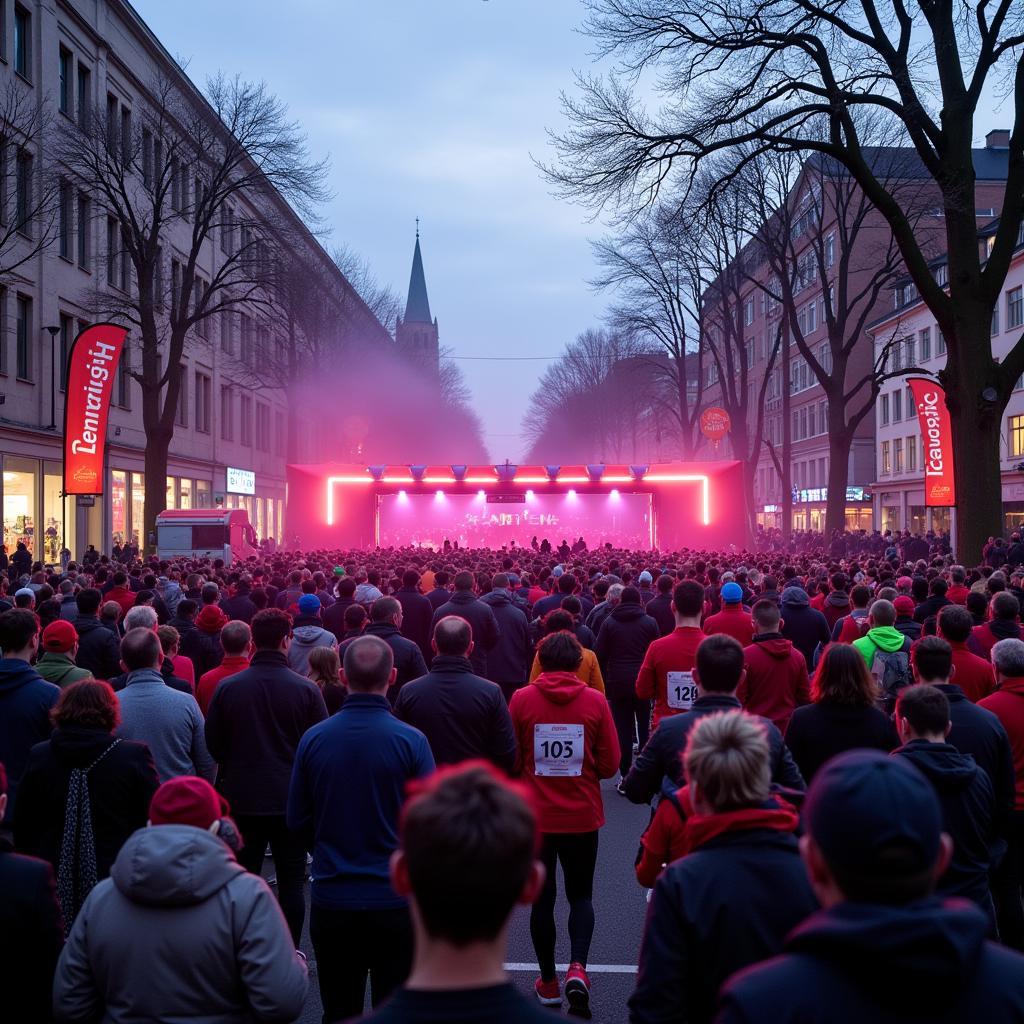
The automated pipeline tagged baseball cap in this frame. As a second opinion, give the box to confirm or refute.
[638,570,653,585]
[721,582,743,604]
[893,595,915,616]
[14,587,34,600]
[332,566,345,577]
[41,620,78,653]
[804,750,941,878]
[552,565,564,578]
[298,594,321,616]
[149,776,229,830]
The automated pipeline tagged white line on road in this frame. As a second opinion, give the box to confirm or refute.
[503,963,638,974]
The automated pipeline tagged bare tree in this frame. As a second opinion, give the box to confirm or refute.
[332,244,402,337]
[59,73,330,545]
[548,0,1024,559]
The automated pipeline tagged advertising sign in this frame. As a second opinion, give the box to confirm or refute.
[63,323,129,495]
[909,378,956,507]
[227,467,256,495]
[700,406,732,442]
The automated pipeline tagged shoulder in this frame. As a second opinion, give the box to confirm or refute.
[0,848,54,887]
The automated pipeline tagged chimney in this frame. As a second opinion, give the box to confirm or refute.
[986,129,1011,149]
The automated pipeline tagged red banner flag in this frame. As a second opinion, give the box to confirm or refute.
[908,377,955,507]
[63,323,128,495]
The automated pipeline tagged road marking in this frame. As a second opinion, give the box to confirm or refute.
[504,963,638,974]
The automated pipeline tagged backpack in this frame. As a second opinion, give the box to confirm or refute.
[869,637,913,713]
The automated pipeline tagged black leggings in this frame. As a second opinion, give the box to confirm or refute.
[530,831,600,981]
[609,695,651,776]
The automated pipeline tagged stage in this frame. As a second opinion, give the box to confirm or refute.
[284,462,746,551]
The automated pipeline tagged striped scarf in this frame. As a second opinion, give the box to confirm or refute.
[57,738,121,935]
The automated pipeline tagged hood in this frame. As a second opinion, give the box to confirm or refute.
[787,899,988,1008]
[111,825,243,907]
[611,603,647,623]
[864,625,908,652]
[827,591,851,608]
[532,670,588,705]
[753,636,794,659]
[0,658,44,694]
[196,605,228,634]
[293,625,333,647]
[480,590,512,607]
[780,588,809,608]
[897,741,979,793]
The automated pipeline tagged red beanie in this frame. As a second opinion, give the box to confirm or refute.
[196,604,229,633]
[149,776,228,829]
[893,595,916,616]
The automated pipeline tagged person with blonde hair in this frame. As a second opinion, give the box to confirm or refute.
[307,645,346,714]
[630,711,815,1024]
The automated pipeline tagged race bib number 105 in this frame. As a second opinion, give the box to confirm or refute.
[667,671,697,711]
[534,723,585,777]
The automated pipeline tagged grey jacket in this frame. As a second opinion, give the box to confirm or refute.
[286,624,337,677]
[53,825,308,1023]
[116,669,215,783]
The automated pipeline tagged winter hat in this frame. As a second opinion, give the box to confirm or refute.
[149,776,229,830]
[552,565,564,578]
[804,750,941,878]
[893,596,916,616]
[333,566,345,577]
[897,576,914,590]
[14,587,34,600]
[721,582,743,604]
[42,620,78,653]
[298,594,322,616]
[638,571,653,585]
[196,604,228,633]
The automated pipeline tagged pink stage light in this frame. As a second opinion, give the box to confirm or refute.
[434,490,445,501]
[398,490,409,503]
[558,476,589,483]
[610,488,621,500]
[525,489,535,501]
[423,476,457,484]
[567,489,577,500]
[476,489,486,501]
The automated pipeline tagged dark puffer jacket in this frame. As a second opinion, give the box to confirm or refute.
[593,602,660,700]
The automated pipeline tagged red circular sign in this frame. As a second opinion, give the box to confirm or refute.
[700,407,732,441]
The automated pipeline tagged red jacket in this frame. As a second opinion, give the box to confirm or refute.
[703,606,754,647]
[738,635,811,734]
[510,671,620,833]
[948,641,995,704]
[196,654,251,716]
[947,584,970,606]
[636,626,706,728]
[106,585,136,618]
[981,677,1024,810]
[971,621,1024,660]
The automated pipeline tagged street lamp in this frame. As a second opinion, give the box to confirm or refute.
[45,324,61,430]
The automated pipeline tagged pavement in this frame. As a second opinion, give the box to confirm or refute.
[289,777,653,1023]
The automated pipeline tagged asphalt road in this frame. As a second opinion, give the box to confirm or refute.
[286,777,653,1023]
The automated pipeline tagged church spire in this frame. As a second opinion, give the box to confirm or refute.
[404,223,432,324]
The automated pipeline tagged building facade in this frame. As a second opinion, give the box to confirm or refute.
[0,0,389,562]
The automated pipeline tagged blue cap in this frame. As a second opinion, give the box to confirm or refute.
[297,594,321,616]
[553,565,564,577]
[805,750,941,876]
[721,582,743,603]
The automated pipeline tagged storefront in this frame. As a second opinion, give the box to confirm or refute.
[2,454,76,566]
[873,484,954,537]
[222,465,283,547]
[791,487,874,531]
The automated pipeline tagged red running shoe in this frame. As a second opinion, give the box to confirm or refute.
[565,962,592,1019]
[534,976,562,1006]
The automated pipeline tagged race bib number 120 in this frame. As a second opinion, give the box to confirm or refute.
[534,723,585,777]
[667,671,697,711]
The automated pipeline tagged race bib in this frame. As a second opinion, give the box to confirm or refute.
[666,671,697,711]
[534,723,584,777]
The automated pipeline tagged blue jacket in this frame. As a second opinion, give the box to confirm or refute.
[717,898,1024,1023]
[287,693,434,911]
[0,659,58,824]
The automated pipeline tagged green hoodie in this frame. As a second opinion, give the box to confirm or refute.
[852,625,909,667]
[35,651,92,688]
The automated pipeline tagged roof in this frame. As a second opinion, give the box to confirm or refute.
[807,145,1011,182]
[404,234,433,323]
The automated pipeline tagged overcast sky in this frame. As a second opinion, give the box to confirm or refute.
[134,0,607,461]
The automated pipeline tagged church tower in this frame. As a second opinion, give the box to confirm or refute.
[395,224,440,377]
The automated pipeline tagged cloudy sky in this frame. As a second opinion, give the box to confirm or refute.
[135,0,607,461]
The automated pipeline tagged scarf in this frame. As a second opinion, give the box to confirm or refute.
[57,738,121,935]
[679,789,800,857]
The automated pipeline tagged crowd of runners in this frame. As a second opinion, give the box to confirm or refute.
[5,530,1024,1020]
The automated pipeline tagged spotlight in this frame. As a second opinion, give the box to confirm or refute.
[568,489,577,500]
[368,465,386,482]
[435,490,444,501]
[630,465,649,481]
[496,462,517,483]
[476,489,486,501]
[610,488,620,500]
[410,465,427,482]
[587,464,605,482]
[545,465,561,481]
[450,465,467,482]
[526,489,535,501]
[398,490,408,501]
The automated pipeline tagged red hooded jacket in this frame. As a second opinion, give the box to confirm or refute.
[948,641,996,704]
[636,625,706,728]
[510,670,620,833]
[738,635,811,734]
[981,676,1024,810]
[703,606,754,646]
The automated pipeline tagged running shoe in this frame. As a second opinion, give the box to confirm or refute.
[534,976,562,1006]
[565,962,592,1019]
[616,778,627,796]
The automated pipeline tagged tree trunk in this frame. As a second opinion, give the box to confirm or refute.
[143,430,171,555]
[825,419,854,536]
[781,327,792,540]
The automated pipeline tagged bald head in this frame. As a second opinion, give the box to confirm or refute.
[433,615,473,657]
[869,598,897,627]
[342,635,395,693]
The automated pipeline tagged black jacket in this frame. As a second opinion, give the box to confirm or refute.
[204,650,328,816]
[166,615,198,644]
[630,824,818,1024]
[72,615,122,681]
[426,587,451,612]
[394,587,435,662]
[784,701,899,783]
[339,622,429,704]
[479,590,533,687]
[895,740,995,907]
[645,592,675,637]
[594,603,660,700]
[179,625,224,680]
[914,595,952,624]
[717,899,1024,1024]
[322,596,356,642]
[625,694,804,804]
[895,616,923,642]
[219,590,257,624]
[109,658,192,695]
[0,840,64,1023]
[393,655,516,772]
[430,591,501,678]
[779,590,831,671]
[13,727,158,879]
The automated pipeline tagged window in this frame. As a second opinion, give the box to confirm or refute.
[907,435,917,472]
[221,309,234,354]
[807,300,817,333]
[76,63,90,128]
[1008,287,1024,330]
[106,216,117,285]
[905,336,916,366]
[808,403,816,436]
[0,287,6,374]
[117,343,131,409]
[58,179,71,259]
[240,313,253,364]
[240,394,252,446]
[937,330,946,355]
[891,339,903,371]
[154,246,163,308]
[195,278,209,335]
[824,232,835,268]
[919,326,931,361]
[881,440,891,475]
[743,297,754,326]
[1011,415,1024,458]
[195,371,211,433]
[119,224,129,290]
[906,385,914,417]
[76,192,89,268]
[993,302,1001,336]
[175,365,188,426]
[141,128,152,186]
[59,46,71,113]
[120,107,131,167]
[105,94,118,155]
[275,410,286,456]
[934,264,948,287]
[881,393,889,425]
[220,386,233,441]
[57,313,71,388]
[15,293,30,379]
[894,438,904,474]
[221,206,233,253]
[15,148,31,236]
[256,402,271,451]
[171,259,181,318]
[14,4,29,79]
[893,389,902,422]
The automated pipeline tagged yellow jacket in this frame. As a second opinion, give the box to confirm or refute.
[529,645,605,695]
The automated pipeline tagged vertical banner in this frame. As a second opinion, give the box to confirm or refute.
[63,323,129,495]
[909,377,956,507]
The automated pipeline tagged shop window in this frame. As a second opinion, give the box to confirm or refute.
[111,470,127,546]
[1010,415,1024,458]
[130,472,145,547]
[3,456,37,558]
